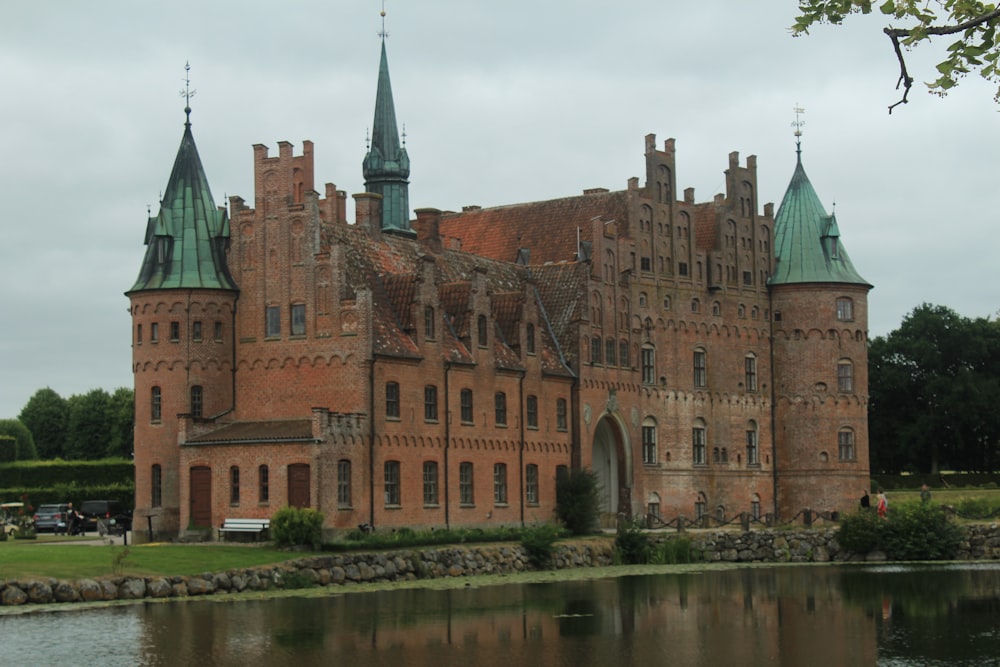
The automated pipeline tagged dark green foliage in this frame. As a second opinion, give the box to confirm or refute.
[328,525,551,552]
[837,509,882,553]
[652,537,696,565]
[105,388,135,459]
[520,523,563,568]
[0,436,16,464]
[0,419,38,461]
[614,520,652,564]
[555,468,602,535]
[64,390,113,460]
[0,459,134,509]
[881,504,964,560]
[18,388,69,459]
[271,506,324,548]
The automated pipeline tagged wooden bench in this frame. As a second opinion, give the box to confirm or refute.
[219,518,270,541]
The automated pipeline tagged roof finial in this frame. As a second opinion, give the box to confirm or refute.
[378,0,389,40]
[402,122,406,147]
[180,61,197,128]
[792,104,805,160]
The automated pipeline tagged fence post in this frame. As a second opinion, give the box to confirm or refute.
[740,512,750,532]
[804,508,812,528]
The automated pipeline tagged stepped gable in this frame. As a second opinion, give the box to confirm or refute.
[438,190,629,264]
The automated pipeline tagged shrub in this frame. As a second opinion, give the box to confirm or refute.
[651,537,696,564]
[837,510,882,553]
[556,468,601,535]
[614,520,651,564]
[271,506,324,549]
[520,523,563,568]
[881,503,964,560]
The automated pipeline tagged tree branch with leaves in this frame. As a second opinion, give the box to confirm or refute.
[793,1,1000,112]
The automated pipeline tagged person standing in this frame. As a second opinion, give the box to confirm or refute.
[860,490,871,510]
[920,484,932,503]
[876,490,888,519]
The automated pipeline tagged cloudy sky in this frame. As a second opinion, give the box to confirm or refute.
[2,1,998,419]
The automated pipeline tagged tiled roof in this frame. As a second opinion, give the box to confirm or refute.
[438,190,629,264]
[186,419,315,444]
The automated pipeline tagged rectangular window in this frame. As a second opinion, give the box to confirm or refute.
[693,427,707,465]
[214,321,223,341]
[385,382,400,419]
[640,256,652,272]
[678,262,689,277]
[151,386,162,422]
[605,338,616,366]
[556,398,568,431]
[151,322,159,343]
[836,297,854,321]
[694,350,707,388]
[460,388,473,424]
[525,464,539,505]
[459,462,474,505]
[170,321,180,341]
[136,324,143,345]
[591,335,602,365]
[192,321,202,342]
[746,429,759,466]
[619,340,629,368]
[642,424,657,464]
[229,466,240,505]
[423,461,439,506]
[151,464,162,508]
[745,356,758,392]
[337,460,351,507]
[526,395,538,429]
[424,385,438,422]
[291,304,306,336]
[477,315,488,347]
[259,464,270,503]
[838,431,856,461]
[838,362,854,392]
[743,270,753,286]
[424,306,435,340]
[190,385,203,418]
[495,392,507,426]
[751,498,761,520]
[384,461,400,506]
[265,306,281,338]
[641,347,655,385]
[493,463,508,505]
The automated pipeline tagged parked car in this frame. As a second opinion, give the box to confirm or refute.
[32,503,69,533]
[79,500,132,536]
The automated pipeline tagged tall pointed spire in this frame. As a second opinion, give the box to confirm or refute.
[362,12,413,237]
[128,65,236,293]
[770,112,869,287]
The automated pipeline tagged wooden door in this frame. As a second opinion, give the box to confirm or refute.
[190,466,212,528]
[288,463,311,508]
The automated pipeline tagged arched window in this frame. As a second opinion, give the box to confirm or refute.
[746,421,759,466]
[150,386,161,422]
[648,492,661,521]
[751,494,762,520]
[692,420,707,465]
[744,353,758,392]
[642,417,657,464]
[693,348,707,388]
[695,492,707,520]
[838,428,856,461]
[641,345,656,385]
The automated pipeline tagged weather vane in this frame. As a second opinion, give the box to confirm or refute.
[792,104,805,156]
[378,0,389,39]
[180,61,197,126]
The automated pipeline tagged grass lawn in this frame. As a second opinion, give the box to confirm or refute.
[0,538,295,581]
[880,486,1000,509]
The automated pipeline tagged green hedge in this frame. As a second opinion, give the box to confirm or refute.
[0,436,15,464]
[0,484,135,510]
[872,473,1000,491]
[0,458,133,487]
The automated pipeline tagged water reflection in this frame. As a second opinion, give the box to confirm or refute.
[5,563,999,667]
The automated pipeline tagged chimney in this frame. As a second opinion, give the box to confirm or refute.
[354,192,383,237]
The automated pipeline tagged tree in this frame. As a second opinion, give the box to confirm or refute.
[793,1,1000,112]
[868,304,1000,473]
[105,387,135,459]
[0,419,38,461]
[18,387,69,459]
[64,389,113,460]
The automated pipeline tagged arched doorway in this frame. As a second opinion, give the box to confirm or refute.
[592,417,624,526]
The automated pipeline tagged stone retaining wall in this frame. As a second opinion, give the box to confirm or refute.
[4,525,999,608]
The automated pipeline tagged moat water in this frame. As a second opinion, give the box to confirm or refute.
[4,563,999,666]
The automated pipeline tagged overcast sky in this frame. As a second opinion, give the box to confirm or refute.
[2,1,998,419]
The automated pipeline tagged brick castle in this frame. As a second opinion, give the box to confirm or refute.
[127,40,871,540]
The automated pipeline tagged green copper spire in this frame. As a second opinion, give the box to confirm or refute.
[128,107,236,293]
[363,37,413,236]
[770,150,869,287]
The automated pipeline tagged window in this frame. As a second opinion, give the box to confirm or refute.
[837,360,854,392]
[190,385,203,418]
[640,256,652,272]
[423,461,439,506]
[712,301,721,317]
[424,385,438,422]
[695,493,707,520]
[591,334,602,364]
[605,338,616,366]
[743,270,753,286]
[745,354,758,392]
[525,464,539,505]
[136,323,143,345]
[738,304,746,319]
[259,464,270,503]
[460,388,473,424]
[526,323,536,354]
[337,460,351,507]
[495,392,507,426]
[266,305,280,337]
[619,340,629,368]
[291,303,306,336]
[746,423,759,466]
[641,346,655,385]
[663,296,672,310]
[693,349,707,388]
[385,382,400,419]
[838,429,856,461]
[477,314,488,347]
[151,464,162,508]
[424,306,435,339]
[151,322,159,343]
[648,494,661,522]
[493,463,508,504]
[836,297,854,321]
[642,420,657,464]
[170,321,180,341]
[459,462,474,505]
[229,466,240,505]
[192,320,202,342]
[214,321,223,341]
[526,395,538,428]
[556,398,568,431]
[678,262,689,277]
[691,298,700,313]
[693,422,707,465]
[150,386,162,422]
[751,494,761,520]
[384,461,400,506]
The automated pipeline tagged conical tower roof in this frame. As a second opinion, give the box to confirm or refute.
[128,115,237,293]
[770,151,870,287]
